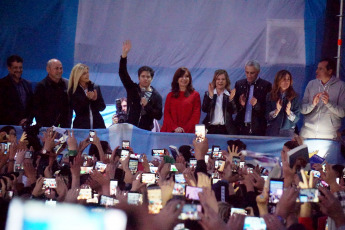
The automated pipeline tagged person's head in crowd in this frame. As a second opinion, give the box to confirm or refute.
[244,60,260,84]
[7,55,23,82]
[178,145,192,162]
[0,125,16,137]
[316,57,335,82]
[227,139,247,151]
[211,69,231,92]
[270,69,297,101]
[89,140,112,160]
[137,66,154,89]
[46,59,63,83]
[171,67,194,97]
[217,201,231,223]
[68,63,89,94]
[332,164,345,178]
[120,97,127,112]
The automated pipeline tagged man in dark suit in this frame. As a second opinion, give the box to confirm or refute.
[33,59,71,128]
[234,60,272,136]
[0,55,33,126]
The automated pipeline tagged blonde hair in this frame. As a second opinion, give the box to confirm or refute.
[68,63,89,94]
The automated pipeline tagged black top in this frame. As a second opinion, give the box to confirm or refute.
[33,76,71,128]
[0,75,33,125]
[69,82,106,129]
[202,91,237,135]
[118,57,163,131]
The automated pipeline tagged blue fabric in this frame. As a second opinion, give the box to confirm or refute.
[3,124,343,164]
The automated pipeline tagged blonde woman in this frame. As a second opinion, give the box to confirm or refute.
[68,63,106,129]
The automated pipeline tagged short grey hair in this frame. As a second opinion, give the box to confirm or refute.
[245,60,260,72]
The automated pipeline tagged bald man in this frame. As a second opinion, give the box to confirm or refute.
[33,59,71,128]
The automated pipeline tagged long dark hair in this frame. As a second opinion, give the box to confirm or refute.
[171,67,194,98]
[270,70,297,101]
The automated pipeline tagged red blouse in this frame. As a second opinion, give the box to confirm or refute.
[161,90,201,133]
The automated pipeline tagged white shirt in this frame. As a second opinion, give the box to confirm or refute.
[210,89,230,125]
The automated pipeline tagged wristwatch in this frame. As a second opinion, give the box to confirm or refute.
[42,149,50,154]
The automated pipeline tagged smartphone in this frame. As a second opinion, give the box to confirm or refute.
[212,145,220,152]
[141,173,156,184]
[244,217,267,230]
[130,153,141,159]
[86,193,99,204]
[25,151,33,159]
[110,180,118,196]
[152,149,165,156]
[195,124,206,143]
[232,156,240,165]
[120,149,129,160]
[0,143,8,154]
[296,189,319,203]
[178,204,202,220]
[174,174,186,184]
[147,187,162,214]
[212,178,221,184]
[56,154,63,163]
[231,208,247,216]
[189,158,197,168]
[80,166,93,175]
[269,179,284,204]
[77,188,92,200]
[14,163,24,172]
[185,186,203,200]
[127,192,143,205]
[170,164,178,172]
[43,178,57,189]
[100,195,119,206]
[150,166,158,173]
[247,168,253,174]
[169,145,179,160]
[204,154,209,164]
[215,159,225,169]
[212,151,222,159]
[172,183,186,196]
[310,170,321,178]
[129,158,139,174]
[122,140,130,149]
[239,161,245,169]
[95,162,107,173]
[89,130,95,142]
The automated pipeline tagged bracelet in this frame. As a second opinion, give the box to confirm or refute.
[68,150,78,157]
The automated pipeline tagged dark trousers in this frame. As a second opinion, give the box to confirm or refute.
[207,125,228,134]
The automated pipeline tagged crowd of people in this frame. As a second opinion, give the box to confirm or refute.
[0,125,344,229]
[1,40,345,140]
[0,40,345,229]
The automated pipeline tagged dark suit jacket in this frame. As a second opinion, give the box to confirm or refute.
[69,82,106,129]
[33,76,71,128]
[202,91,237,134]
[234,78,272,136]
[0,75,33,125]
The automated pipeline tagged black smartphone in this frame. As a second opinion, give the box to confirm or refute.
[269,178,284,204]
[152,149,165,156]
[232,156,240,165]
[122,140,130,149]
[129,158,139,174]
[172,183,186,196]
[174,173,186,184]
[89,130,95,142]
[189,158,197,168]
[25,151,33,159]
[43,178,57,189]
[215,159,225,169]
